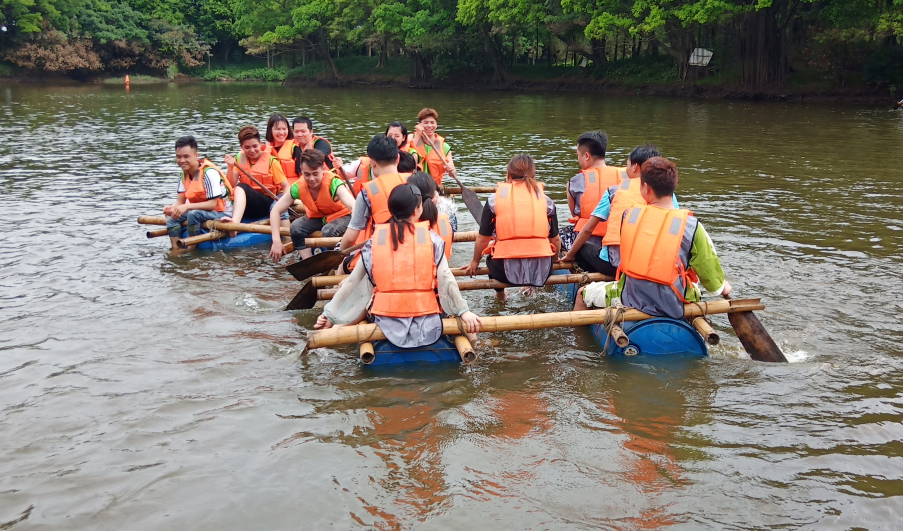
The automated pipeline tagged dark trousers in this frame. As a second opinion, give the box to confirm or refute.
[575,243,617,277]
[290,214,351,249]
[237,183,275,221]
[486,256,553,291]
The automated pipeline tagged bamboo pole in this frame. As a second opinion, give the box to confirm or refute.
[359,342,376,365]
[305,299,765,349]
[693,317,720,345]
[442,186,496,194]
[304,230,479,249]
[176,219,286,248]
[147,228,169,238]
[454,336,476,364]
[316,273,613,300]
[138,216,167,226]
[609,325,629,348]
[310,261,580,288]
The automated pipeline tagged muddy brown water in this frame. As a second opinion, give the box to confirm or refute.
[1,83,902,529]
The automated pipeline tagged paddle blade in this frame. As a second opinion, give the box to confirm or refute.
[727,311,788,362]
[286,250,345,282]
[460,187,485,225]
[285,281,318,311]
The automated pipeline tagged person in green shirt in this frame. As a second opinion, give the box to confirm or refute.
[269,149,355,260]
[575,157,732,317]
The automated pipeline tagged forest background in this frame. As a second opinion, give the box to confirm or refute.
[2,0,903,97]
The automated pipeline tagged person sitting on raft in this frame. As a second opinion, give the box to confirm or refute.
[292,116,336,169]
[266,113,301,186]
[338,135,409,273]
[221,125,289,233]
[410,108,455,187]
[314,184,482,348]
[566,131,625,248]
[268,149,355,261]
[386,120,421,169]
[561,144,666,276]
[408,172,454,262]
[164,136,234,250]
[464,154,561,302]
[339,148,417,195]
[574,157,732,316]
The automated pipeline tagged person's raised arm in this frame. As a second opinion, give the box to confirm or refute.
[224,154,238,187]
[268,193,296,260]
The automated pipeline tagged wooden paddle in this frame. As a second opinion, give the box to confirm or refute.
[327,154,357,198]
[285,240,367,285]
[419,132,484,223]
[232,162,302,218]
[724,293,787,362]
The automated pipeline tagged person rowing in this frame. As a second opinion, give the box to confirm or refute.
[337,122,420,195]
[163,136,234,250]
[313,184,482,348]
[408,172,454,261]
[266,113,301,186]
[292,117,336,170]
[410,108,455,187]
[464,154,561,302]
[221,125,289,235]
[561,145,669,276]
[566,131,624,248]
[574,157,731,315]
[268,149,355,261]
[338,134,408,273]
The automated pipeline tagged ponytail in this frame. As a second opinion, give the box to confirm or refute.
[388,216,414,251]
[420,197,438,227]
[506,154,541,197]
[386,184,423,250]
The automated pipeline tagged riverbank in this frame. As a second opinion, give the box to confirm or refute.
[2,56,898,104]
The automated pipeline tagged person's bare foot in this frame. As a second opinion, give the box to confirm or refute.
[520,286,535,297]
[495,289,508,303]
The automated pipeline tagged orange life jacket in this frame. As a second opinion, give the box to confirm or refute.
[270,140,299,185]
[602,177,646,247]
[618,205,694,302]
[294,172,350,223]
[237,152,279,195]
[347,172,408,271]
[182,159,233,212]
[369,221,441,318]
[352,156,372,196]
[433,213,453,261]
[570,166,623,236]
[412,134,448,187]
[365,172,407,225]
[489,181,555,259]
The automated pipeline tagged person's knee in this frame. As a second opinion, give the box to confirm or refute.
[321,221,347,237]
[186,210,207,225]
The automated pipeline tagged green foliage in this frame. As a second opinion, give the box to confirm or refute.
[203,65,285,81]
[1,0,901,89]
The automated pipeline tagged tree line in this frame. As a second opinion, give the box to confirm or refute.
[2,0,902,89]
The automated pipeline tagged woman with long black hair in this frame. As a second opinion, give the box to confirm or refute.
[315,184,481,348]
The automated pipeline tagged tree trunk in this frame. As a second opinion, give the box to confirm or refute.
[482,25,511,85]
[410,51,432,83]
[318,30,339,80]
[589,38,607,71]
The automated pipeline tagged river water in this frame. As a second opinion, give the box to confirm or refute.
[1,82,902,529]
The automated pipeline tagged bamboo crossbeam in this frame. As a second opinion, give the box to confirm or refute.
[316,272,612,300]
[304,230,479,249]
[176,219,288,248]
[310,261,580,287]
[138,216,168,226]
[442,186,496,194]
[305,298,765,349]
[147,228,169,238]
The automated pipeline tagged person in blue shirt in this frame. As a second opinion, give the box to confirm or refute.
[562,145,676,275]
